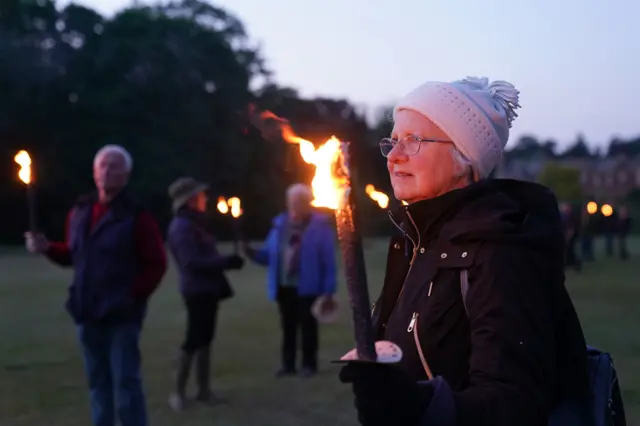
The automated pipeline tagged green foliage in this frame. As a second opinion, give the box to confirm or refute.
[0,0,379,242]
[538,162,583,202]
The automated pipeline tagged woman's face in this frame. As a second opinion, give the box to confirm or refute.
[189,191,208,212]
[387,110,461,204]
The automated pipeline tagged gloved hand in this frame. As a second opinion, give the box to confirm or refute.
[224,254,245,270]
[339,361,434,426]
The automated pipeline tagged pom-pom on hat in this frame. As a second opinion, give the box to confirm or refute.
[393,76,521,178]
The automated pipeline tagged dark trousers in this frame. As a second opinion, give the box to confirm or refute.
[77,323,146,426]
[277,286,318,370]
[565,236,581,271]
[604,232,615,256]
[619,235,629,260]
[581,235,595,261]
[182,293,219,354]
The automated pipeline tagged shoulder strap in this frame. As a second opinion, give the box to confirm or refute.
[460,269,469,315]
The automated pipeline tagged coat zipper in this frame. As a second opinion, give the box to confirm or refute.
[388,209,421,310]
[386,209,433,381]
[408,282,435,380]
[408,312,434,380]
[376,209,420,330]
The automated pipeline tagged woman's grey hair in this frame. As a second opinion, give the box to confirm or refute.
[93,144,133,172]
[450,145,478,184]
[286,183,313,202]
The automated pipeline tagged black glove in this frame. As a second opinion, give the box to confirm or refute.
[224,254,245,270]
[339,361,434,426]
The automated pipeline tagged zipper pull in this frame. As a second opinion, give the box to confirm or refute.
[407,312,418,332]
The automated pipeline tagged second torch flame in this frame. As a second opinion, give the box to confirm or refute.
[217,197,242,218]
[365,184,389,209]
[217,196,243,253]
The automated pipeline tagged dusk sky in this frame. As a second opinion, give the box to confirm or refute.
[60,0,639,149]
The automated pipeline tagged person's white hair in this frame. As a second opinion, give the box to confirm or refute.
[286,183,313,202]
[451,145,478,183]
[93,144,133,172]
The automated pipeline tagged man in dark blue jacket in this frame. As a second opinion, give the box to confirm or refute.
[167,177,244,411]
[25,145,167,426]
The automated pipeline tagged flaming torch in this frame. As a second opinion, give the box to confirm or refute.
[216,196,229,215]
[227,197,243,252]
[217,196,243,253]
[252,110,401,363]
[14,150,38,232]
[365,184,389,209]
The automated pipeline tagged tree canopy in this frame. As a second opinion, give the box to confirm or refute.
[1,0,638,243]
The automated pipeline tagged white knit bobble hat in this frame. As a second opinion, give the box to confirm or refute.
[393,76,521,178]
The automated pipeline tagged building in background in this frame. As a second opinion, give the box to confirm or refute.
[495,152,640,204]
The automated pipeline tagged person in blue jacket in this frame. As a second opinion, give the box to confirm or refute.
[243,183,337,378]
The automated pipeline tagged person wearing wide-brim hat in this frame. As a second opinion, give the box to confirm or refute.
[166,177,245,411]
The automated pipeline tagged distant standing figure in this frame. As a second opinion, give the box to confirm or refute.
[166,177,245,411]
[24,145,167,426]
[243,183,337,378]
[560,202,581,271]
[580,207,596,262]
[602,210,618,257]
[617,206,632,260]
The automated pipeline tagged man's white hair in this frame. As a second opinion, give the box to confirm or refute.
[94,144,133,172]
[286,183,313,202]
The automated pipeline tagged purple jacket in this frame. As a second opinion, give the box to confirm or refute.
[167,208,233,298]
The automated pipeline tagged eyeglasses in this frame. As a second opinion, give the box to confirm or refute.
[379,135,452,157]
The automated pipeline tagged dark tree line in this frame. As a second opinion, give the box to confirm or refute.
[1,0,638,244]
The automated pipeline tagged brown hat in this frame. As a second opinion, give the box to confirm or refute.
[168,177,209,211]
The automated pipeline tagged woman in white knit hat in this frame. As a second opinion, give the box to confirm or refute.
[338,77,592,426]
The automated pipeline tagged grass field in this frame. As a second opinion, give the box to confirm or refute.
[0,238,639,426]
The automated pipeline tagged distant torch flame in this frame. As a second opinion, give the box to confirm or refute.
[365,184,389,209]
[14,150,32,185]
[228,197,242,218]
[217,196,242,218]
[217,197,229,214]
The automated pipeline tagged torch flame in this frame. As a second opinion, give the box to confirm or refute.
[257,111,348,210]
[14,150,32,185]
[601,204,613,217]
[228,197,243,218]
[217,197,229,214]
[365,184,389,209]
[217,196,243,218]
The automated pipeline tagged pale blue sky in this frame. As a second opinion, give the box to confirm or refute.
[60,0,639,149]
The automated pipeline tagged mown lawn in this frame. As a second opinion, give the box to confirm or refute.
[0,237,638,425]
